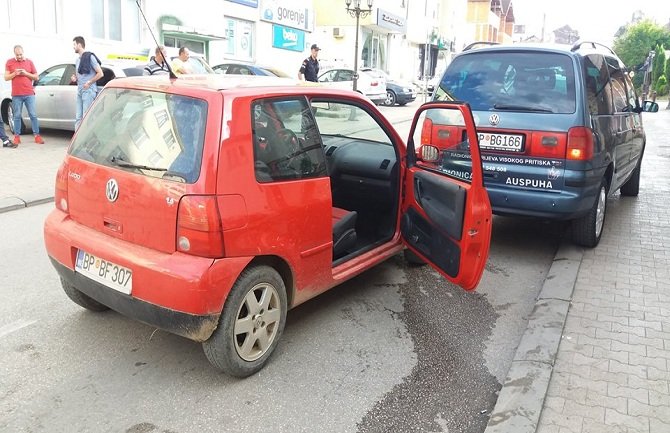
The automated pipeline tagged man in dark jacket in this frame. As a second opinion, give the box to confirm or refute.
[298,44,320,82]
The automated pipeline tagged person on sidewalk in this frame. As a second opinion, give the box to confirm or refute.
[298,44,320,82]
[1,124,15,148]
[4,45,44,146]
[71,36,103,131]
[171,47,192,76]
[143,46,170,76]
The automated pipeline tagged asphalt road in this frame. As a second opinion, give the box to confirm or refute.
[0,101,562,433]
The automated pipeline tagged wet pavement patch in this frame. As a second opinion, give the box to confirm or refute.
[358,256,501,433]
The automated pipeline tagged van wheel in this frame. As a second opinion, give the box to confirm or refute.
[403,248,426,266]
[620,160,641,197]
[572,179,607,248]
[203,266,287,377]
[60,278,109,312]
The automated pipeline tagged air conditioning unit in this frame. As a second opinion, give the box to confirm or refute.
[333,27,344,38]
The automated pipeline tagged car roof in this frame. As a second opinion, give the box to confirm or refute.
[457,41,619,59]
[105,74,370,99]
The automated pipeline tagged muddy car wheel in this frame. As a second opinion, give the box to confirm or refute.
[60,278,110,312]
[203,266,287,377]
[572,179,607,248]
[620,159,641,197]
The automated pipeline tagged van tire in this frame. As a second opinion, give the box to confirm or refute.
[572,179,607,248]
[203,266,287,377]
[60,278,110,312]
[620,160,641,197]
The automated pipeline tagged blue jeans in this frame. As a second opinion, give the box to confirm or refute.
[12,95,40,135]
[75,87,97,130]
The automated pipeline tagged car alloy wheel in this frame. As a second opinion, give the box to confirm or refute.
[234,281,282,361]
[594,184,606,239]
[385,90,396,106]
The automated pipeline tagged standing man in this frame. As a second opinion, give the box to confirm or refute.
[4,45,43,145]
[72,36,103,130]
[143,46,170,76]
[298,44,320,82]
[171,47,191,75]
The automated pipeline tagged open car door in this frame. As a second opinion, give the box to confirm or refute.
[401,102,492,290]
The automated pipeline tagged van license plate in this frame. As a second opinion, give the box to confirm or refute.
[478,133,523,152]
[75,250,133,295]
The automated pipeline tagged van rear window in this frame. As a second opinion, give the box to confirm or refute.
[435,52,576,114]
[69,88,207,183]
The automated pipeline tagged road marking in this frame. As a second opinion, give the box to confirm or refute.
[0,319,37,338]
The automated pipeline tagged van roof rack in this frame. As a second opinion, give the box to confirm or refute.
[570,41,615,55]
[462,41,499,52]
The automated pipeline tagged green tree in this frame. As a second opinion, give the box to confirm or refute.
[656,75,668,96]
[653,44,666,85]
[612,20,670,89]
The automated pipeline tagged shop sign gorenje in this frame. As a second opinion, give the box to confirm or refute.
[260,0,313,32]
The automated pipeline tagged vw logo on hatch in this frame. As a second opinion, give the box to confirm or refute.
[489,113,500,126]
[106,179,119,203]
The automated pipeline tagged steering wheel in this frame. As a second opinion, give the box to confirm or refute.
[276,128,301,154]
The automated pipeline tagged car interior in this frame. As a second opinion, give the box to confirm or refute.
[251,98,399,264]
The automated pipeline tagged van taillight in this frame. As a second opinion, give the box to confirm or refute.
[55,162,69,213]
[177,195,225,258]
[421,118,433,145]
[566,127,594,160]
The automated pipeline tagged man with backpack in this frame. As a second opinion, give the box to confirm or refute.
[71,36,103,130]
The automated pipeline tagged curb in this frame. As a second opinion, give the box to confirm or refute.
[484,242,584,433]
[0,195,54,214]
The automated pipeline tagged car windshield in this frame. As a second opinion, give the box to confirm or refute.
[69,88,207,183]
[434,51,577,114]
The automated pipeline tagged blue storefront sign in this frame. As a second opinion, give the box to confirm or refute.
[272,24,305,52]
[226,0,258,7]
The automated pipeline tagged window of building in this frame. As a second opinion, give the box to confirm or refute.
[91,0,141,43]
[224,17,254,62]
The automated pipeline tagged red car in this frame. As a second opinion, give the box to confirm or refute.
[44,75,492,377]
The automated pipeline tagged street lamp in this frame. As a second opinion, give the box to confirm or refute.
[345,0,373,92]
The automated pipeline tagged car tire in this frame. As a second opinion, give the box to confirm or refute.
[385,90,397,106]
[571,179,607,248]
[403,248,426,266]
[620,159,641,197]
[203,265,287,377]
[60,278,110,312]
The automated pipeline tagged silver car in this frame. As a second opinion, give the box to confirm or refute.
[1,61,144,133]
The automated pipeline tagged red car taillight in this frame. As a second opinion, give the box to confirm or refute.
[176,195,225,258]
[566,127,594,161]
[54,161,69,214]
[421,117,433,145]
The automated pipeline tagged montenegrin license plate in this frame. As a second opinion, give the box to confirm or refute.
[478,132,524,152]
[75,250,132,295]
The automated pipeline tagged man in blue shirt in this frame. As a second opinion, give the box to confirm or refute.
[299,44,320,82]
[72,36,103,130]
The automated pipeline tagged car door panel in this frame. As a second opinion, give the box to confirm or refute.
[402,102,492,291]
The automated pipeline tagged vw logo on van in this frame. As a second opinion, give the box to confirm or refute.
[106,179,119,203]
[489,114,500,126]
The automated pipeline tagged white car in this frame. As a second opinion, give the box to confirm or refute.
[317,68,386,105]
[1,61,144,133]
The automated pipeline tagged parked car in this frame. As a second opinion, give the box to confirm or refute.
[1,61,144,133]
[318,68,386,105]
[362,68,416,106]
[427,41,659,247]
[212,62,291,77]
[43,74,492,377]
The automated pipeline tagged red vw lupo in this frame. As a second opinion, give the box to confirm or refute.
[44,75,492,377]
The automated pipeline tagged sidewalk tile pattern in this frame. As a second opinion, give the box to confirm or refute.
[537,112,670,433]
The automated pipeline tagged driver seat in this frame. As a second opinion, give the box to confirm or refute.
[332,208,358,258]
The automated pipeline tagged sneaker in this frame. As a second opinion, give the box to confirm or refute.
[34,134,44,144]
[13,135,20,146]
[2,138,16,148]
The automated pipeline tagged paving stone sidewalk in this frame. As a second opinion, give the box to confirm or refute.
[0,128,71,213]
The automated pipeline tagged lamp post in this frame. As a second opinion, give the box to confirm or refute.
[345,0,373,92]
